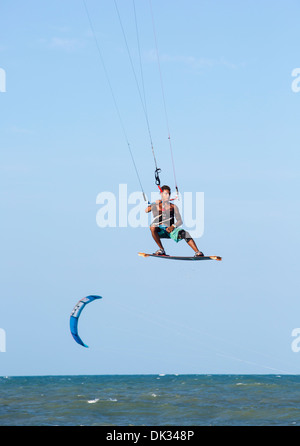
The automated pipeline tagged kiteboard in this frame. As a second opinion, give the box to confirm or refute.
[138,252,222,261]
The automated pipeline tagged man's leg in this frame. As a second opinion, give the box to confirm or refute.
[179,230,203,255]
[186,238,202,253]
[150,226,164,250]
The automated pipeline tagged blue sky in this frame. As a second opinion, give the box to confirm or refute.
[1,0,300,375]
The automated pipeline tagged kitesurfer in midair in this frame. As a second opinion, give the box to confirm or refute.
[145,185,204,256]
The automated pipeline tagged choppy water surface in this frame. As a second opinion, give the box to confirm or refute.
[1,374,300,426]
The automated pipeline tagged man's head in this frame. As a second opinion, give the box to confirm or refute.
[160,185,171,202]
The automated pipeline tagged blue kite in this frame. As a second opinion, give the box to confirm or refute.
[70,295,102,347]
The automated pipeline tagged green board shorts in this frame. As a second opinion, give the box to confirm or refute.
[157,225,183,243]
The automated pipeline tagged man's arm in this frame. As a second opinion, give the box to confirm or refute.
[145,200,161,214]
[166,204,183,232]
[173,204,183,227]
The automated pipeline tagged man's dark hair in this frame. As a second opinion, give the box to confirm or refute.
[161,185,171,194]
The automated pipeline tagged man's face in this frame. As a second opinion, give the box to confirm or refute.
[161,189,170,202]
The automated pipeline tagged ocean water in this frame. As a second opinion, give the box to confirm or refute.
[0,374,300,426]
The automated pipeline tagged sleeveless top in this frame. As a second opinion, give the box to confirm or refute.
[151,201,175,227]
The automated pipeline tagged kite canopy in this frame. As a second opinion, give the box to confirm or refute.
[70,295,102,348]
